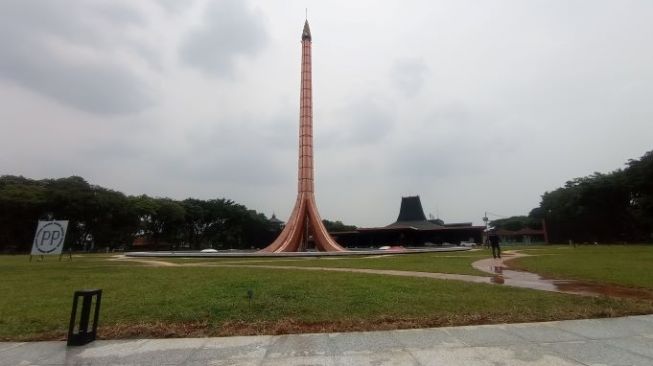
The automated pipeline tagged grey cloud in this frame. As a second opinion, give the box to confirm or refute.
[388,145,460,180]
[172,115,295,185]
[390,58,428,97]
[157,0,195,13]
[326,97,395,146]
[0,1,154,114]
[93,3,146,26]
[0,44,152,115]
[179,0,267,77]
[386,103,505,180]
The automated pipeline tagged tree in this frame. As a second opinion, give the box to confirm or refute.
[625,151,653,240]
[322,219,357,232]
[490,216,540,231]
[0,176,48,252]
[534,150,653,243]
[85,187,138,249]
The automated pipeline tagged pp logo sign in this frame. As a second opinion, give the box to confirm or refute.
[31,221,69,255]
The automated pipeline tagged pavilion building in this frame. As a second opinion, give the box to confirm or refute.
[331,196,485,247]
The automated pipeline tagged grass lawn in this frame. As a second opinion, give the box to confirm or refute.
[174,250,490,276]
[1,253,652,341]
[508,245,653,289]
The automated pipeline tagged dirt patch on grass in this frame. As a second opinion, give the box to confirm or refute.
[8,307,653,342]
[506,258,653,301]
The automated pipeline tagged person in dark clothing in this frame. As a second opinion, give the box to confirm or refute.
[488,231,501,259]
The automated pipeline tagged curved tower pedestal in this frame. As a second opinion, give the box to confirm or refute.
[260,192,345,252]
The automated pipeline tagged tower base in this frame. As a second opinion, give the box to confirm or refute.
[259,193,346,252]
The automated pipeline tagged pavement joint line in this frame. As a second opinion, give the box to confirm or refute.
[592,339,652,360]
[544,340,625,366]
[441,328,473,348]
[0,342,25,354]
[501,323,587,345]
[180,338,208,365]
[259,334,286,362]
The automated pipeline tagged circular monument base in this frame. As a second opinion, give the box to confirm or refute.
[125,246,472,258]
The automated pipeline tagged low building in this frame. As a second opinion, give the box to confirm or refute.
[269,213,285,229]
[496,228,546,244]
[331,196,485,247]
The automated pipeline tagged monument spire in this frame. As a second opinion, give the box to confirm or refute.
[259,20,346,253]
[302,19,311,41]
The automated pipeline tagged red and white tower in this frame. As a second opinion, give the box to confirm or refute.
[260,20,346,252]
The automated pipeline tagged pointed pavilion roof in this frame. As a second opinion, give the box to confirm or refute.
[269,213,284,225]
[396,196,427,221]
[384,196,446,230]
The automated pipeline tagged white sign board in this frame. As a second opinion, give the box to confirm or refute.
[31,220,69,255]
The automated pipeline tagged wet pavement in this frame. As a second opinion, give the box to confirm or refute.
[472,252,653,300]
[2,315,653,365]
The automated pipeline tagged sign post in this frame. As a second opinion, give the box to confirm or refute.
[30,220,69,261]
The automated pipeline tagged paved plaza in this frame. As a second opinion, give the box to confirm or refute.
[1,315,652,365]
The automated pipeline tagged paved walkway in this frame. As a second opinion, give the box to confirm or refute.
[2,315,653,365]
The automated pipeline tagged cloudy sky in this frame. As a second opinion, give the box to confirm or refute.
[1,0,652,227]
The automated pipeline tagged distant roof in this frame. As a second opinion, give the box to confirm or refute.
[443,222,474,227]
[374,195,484,232]
[386,220,444,230]
[395,196,427,222]
[358,224,485,232]
[269,213,284,224]
[340,194,483,234]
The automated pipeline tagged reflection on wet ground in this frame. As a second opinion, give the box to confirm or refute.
[489,265,504,284]
[472,252,653,300]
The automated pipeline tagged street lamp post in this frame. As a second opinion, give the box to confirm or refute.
[482,212,489,247]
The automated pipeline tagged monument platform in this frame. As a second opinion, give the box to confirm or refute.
[125,246,471,258]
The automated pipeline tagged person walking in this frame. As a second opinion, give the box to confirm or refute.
[489,230,501,259]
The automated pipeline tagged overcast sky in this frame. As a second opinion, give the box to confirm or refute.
[1,0,652,227]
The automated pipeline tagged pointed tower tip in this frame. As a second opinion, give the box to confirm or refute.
[302,20,311,41]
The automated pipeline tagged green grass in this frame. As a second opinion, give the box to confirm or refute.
[509,245,653,289]
[219,251,489,276]
[1,253,652,340]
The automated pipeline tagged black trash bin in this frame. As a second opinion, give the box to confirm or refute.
[67,289,102,346]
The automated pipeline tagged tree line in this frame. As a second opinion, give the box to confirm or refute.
[0,176,276,252]
[4,149,651,251]
[492,150,653,243]
[0,175,359,253]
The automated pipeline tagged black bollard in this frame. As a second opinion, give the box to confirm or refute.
[67,289,102,346]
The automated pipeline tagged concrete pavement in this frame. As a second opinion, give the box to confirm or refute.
[2,315,653,365]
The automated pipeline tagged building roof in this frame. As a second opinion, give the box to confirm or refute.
[358,224,485,232]
[269,213,284,225]
[367,195,484,232]
[442,222,474,227]
[327,194,485,235]
[386,220,445,230]
[394,196,427,222]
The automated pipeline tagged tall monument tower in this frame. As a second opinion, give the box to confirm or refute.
[260,20,346,253]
